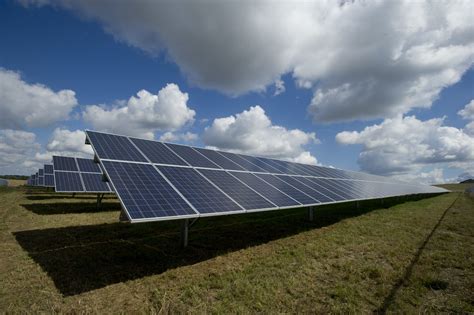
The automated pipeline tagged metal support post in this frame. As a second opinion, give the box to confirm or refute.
[308,206,314,222]
[181,219,189,248]
[96,193,104,210]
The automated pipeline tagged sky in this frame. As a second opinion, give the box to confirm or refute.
[0,0,473,184]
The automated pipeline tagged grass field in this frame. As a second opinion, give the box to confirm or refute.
[1,184,473,313]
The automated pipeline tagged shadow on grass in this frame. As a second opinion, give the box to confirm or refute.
[14,195,438,297]
[25,194,116,201]
[21,202,121,214]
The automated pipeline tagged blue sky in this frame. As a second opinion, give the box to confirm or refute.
[0,1,473,183]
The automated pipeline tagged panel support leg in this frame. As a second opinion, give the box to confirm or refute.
[308,206,314,222]
[96,193,104,210]
[181,219,189,248]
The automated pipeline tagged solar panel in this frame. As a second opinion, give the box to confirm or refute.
[293,176,345,201]
[76,158,102,173]
[53,156,112,193]
[130,138,188,165]
[274,175,334,203]
[87,131,147,162]
[81,173,111,192]
[165,143,220,168]
[229,172,301,207]
[85,130,447,224]
[101,161,197,221]
[193,147,245,171]
[44,164,54,174]
[53,156,78,171]
[254,173,320,205]
[44,174,55,187]
[198,169,276,210]
[237,154,283,173]
[54,171,84,192]
[217,151,268,172]
[158,166,244,215]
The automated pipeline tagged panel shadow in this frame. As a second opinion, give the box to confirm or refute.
[21,202,121,214]
[13,197,416,297]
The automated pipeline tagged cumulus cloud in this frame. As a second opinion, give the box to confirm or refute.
[46,128,93,156]
[19,0,474,121]
[83,83,195,139]
[0,128,96,175]
[0,68,77,129]
[392,168,446,185]
[203,105,318,164]
[0,129,41,174]
[273,79,286,96]
[159,131,198,143]
[336,116,474,180]
[458,100,474,120]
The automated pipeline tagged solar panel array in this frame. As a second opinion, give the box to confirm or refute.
[86,130,447,223]
[52,156,112,193]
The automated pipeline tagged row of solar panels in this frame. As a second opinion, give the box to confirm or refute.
[84,130,447,223]
[86,131,409,184]
[26,157,112,193]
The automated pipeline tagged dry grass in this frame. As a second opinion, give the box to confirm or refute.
[0,185,473,313]
[6,179,25,187]
[437,182,474,192]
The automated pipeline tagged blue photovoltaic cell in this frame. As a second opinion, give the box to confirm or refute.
[275,175,334,203]
[76,158,102,173]
[259,158,308,176]
[102,161,196,220]
[53,156,78,171]
[87,131,147,162]
[237,155,283,173]
[332,180,369,199]
[81,173,111,192]
[198,169,276,210]
[44,174,55,187]
[217,151,268,172]
[254,173,319,205]
[130,138,188,165]
[44,164,54,174]
[39,169,44,176]
[158,166,243,214]
[293,176,345,201]
[193,147,245,171]
[165,143,220,168]
[307,178,357,200]
[55,171,84,192]
[229,172,300,207]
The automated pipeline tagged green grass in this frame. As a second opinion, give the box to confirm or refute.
[0,185,473,313]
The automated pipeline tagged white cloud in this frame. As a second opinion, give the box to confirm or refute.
[458,100,474,120]
[0,68,77,129]
[203,105,318,164]
[336,116,474,179]
[159,131,198,143]
[19,0,474,121]
[0,128,96,175]
[83,83,195,139]
[392,168,446,185]
[0,129,41,174]
[273,79,285,96]
[46,128,93,157]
